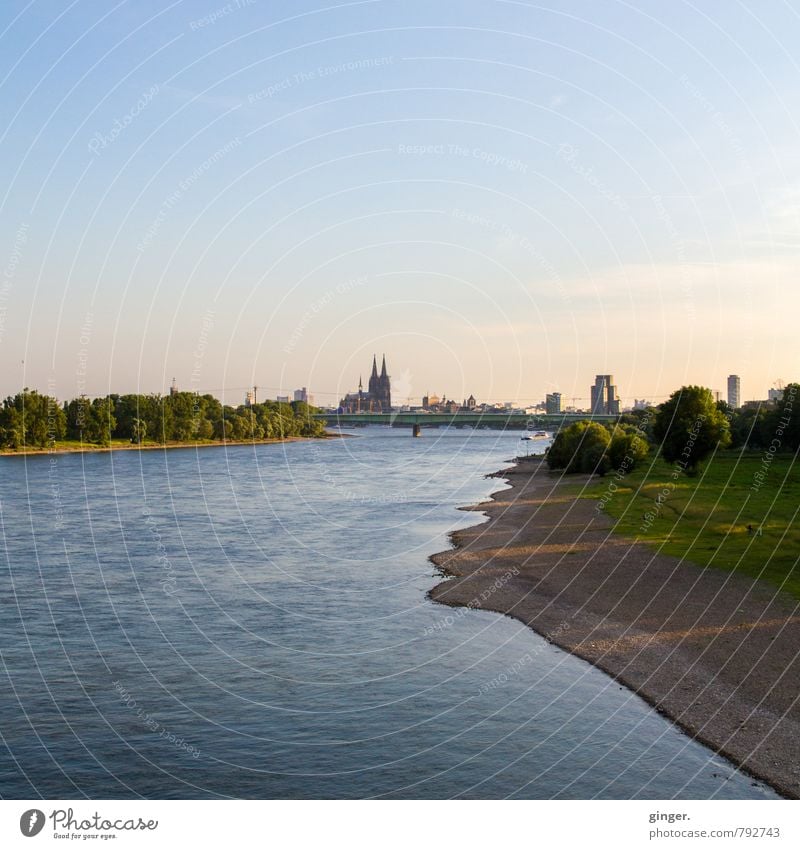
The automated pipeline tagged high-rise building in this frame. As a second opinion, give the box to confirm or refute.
[590,375,620,415]
[727,375,741,409]
[294,387,308,403]
[545,392,562,414]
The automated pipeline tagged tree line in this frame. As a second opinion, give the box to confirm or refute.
[547,383,800,476]
[0,390,327,449]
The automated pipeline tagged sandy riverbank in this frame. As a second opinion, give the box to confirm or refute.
[429,456,800,799]
[0,433,343,458]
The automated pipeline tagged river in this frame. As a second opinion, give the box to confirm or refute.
[0,428,773,798]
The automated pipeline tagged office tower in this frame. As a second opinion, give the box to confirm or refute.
[545,392,562,414]
[590,375,620,415]
[727,375,741,409]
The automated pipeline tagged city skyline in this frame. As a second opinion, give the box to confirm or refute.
[22,364,781,412]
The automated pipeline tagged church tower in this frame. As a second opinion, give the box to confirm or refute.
[367,355,381,410]
[379,355,391,411]
[338,354,392,413]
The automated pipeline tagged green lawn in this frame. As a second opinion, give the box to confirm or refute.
[579,452,800,598]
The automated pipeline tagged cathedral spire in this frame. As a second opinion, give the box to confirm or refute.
[380,354,387,378]
[371,354,379,380]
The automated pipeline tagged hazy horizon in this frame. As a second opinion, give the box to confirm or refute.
[1,1,797,407]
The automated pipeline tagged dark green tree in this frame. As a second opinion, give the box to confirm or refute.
[131,418,147,444]
[768,383,800,451]
[607,430,650,472]
[653,386,731,473]
[165,392,200,441]
[0,390,65,448]
[85,397,116,446]
[728,405,768,450]
[547,420,611,474]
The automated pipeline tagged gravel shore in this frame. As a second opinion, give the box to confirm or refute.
[429,456,800,799]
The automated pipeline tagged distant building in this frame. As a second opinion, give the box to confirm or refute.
[169,378,178,396]
[421,392,474,414]
[245,390,256,407]
[294,387,308,403]
[590,375,620,415]
[633,398,649,410]
[741,399,770,411]
[545,392,562,414]
[276,395,290,403]
[768,387,784,403]
[727,374,741,409]
[339,355,392,413]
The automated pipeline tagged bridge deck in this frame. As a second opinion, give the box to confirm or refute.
[313,412,619,427]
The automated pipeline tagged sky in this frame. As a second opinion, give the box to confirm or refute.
[1,0,798,408]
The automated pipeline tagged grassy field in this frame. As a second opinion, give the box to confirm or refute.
[579,452,800,599]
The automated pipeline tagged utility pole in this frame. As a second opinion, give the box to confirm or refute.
[253,385,258,405]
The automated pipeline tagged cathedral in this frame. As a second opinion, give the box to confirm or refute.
[339,355,392,413]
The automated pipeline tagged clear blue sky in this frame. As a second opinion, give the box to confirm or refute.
[1,0,798,407]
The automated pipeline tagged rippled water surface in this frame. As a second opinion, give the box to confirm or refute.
[0,429,774,798]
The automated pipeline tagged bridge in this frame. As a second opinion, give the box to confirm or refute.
[314,411,621,434]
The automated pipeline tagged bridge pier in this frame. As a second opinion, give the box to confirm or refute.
[412,423,421,437]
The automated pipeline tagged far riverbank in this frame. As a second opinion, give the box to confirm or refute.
[0,432,345,458]
[429,456,800,799]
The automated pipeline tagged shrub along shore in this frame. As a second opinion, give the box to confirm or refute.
[0,389,326,453]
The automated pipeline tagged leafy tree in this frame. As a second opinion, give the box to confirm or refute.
[0,403,25,448]
[653,386,731,473]
[165,392,200,441]
[131,418,147,444]
[64,395,114,445]
[547,421,611,474]
[85,397,116,446]
[0,390,65,448]
[292,400,326,437]
[577,423,612,474]
[608,430,649,472]
[768,383,800,451]
[618,408,656,441]
[728,405,768,450]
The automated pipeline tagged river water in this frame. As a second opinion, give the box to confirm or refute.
[0,428,773,798]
